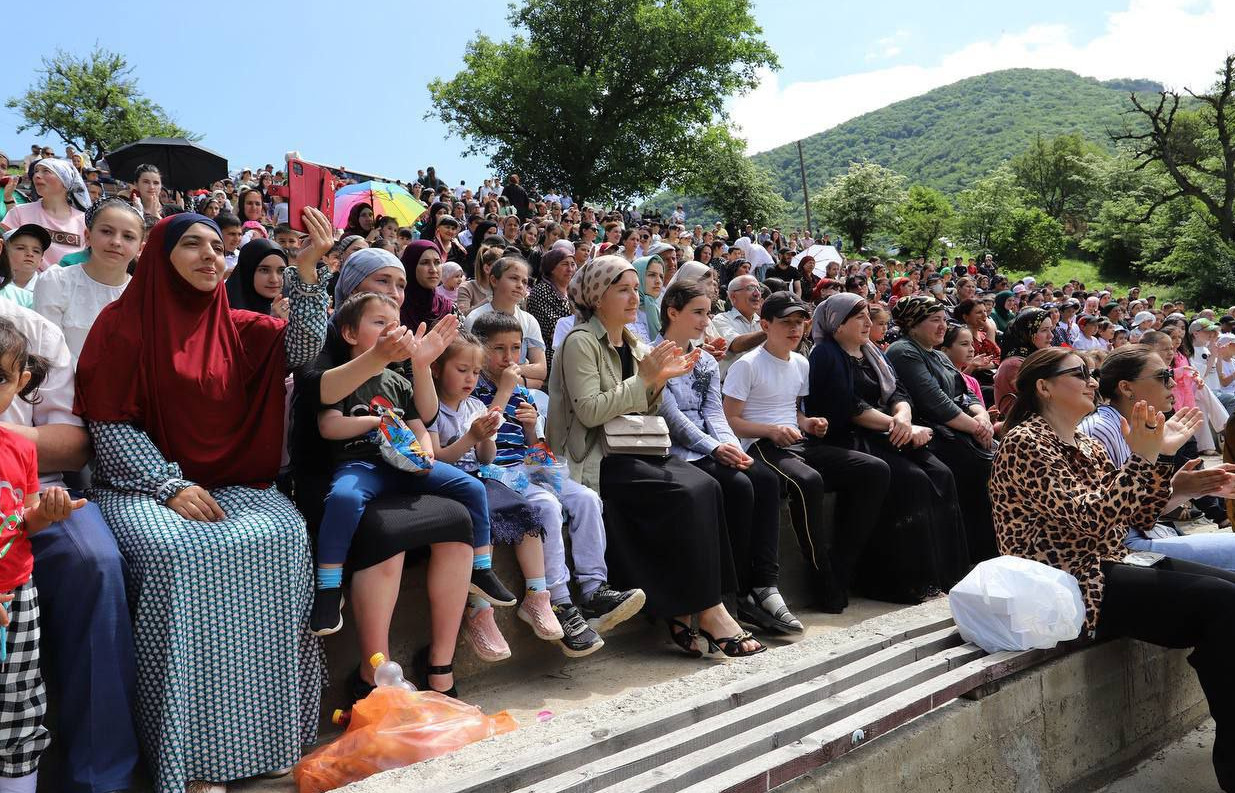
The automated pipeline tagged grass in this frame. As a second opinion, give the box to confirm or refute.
[1002,258,1179,300]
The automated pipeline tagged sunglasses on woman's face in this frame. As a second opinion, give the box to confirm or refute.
[1136,368,1175,387]
[1051,364,1093,382]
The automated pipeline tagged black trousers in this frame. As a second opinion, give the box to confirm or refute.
[692,456,781,592]
[1098,557,1235,791]
[749,440,889,608]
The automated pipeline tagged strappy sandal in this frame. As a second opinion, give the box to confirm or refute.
[413,645,459,699]
[666,618,701,658]
[698,628,767,658]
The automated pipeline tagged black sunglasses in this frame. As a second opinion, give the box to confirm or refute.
[1051,364,1093,382]
[1135,367,1175,387]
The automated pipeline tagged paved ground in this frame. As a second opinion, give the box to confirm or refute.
[1092,719,1220,792]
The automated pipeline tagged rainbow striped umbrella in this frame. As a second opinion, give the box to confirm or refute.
[333,181,427,229]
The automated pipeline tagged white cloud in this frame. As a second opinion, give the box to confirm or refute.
[866,29,910,61]
[730,0,1235,154]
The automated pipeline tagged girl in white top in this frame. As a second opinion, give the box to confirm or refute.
[33,199,140,365]
[462,256,547,389]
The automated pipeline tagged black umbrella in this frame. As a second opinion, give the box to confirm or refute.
[103,137,229,192]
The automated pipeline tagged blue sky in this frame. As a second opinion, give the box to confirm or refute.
[2,0,1227,186]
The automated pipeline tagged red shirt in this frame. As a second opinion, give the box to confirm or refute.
[0,429,38,592]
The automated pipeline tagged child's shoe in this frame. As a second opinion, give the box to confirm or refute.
[553,604,604,658]
[580,583,646,633]
[517,589,565,641]
[470,567,518,606]
[464,607,512,662]
[309,588,345,636]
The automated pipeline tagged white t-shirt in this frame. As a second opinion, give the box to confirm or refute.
[428,396,489,472]
[1218,357,1235,395]
[721,346,809,450]
[463,303,545,364]
[33,264,129,366]
[0,300,78,488]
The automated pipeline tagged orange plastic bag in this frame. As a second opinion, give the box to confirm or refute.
[293,687,517,793]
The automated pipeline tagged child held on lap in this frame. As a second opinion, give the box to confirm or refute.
[429,332,562,662]
[0,318,87,792]
[311,293,515,637]
[470,311,646,658]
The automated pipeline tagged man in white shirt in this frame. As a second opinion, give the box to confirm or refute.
[713,274,766,378]
[0,300,139,792]
[721,292,888,612]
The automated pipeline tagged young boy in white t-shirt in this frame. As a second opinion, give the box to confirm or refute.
[722,292,888,613]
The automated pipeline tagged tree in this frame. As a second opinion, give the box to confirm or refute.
[1113,54,1235,243]
[427,0,778,204]
[676,127,787,230]
[811,161,906,254]
[7,47,196,162]
[896,185,954,258]
[989,206,1067,272]
[1009,133,1105,224]
[955,165,1023,253]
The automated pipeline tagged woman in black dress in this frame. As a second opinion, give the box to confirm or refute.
[805,293,971,602]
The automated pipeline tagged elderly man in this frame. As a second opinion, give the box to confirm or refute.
[714,273,767,378]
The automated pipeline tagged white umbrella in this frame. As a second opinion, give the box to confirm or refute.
[791,244,842,269]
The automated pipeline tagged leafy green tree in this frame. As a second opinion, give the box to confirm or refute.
[6,47,195,162]
[955,164,1023,253]
[989,206,1066,272]
[427,0,778,203]
[1009,133,1105,223]
[811,161,906,253]
[1143,212,1235,306]
[676,127,787,230]
[896,185,954,258]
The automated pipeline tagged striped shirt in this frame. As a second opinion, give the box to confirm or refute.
[1077,404,1129,468]
[473,373,537,467]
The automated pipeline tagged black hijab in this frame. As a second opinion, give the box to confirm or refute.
[226,238,287,315]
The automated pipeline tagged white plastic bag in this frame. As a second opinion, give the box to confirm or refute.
[948,556,1085,653]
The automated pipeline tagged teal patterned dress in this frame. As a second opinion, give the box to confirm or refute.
[87,270,328,791]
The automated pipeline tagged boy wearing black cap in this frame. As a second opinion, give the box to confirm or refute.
[722,292,886,613]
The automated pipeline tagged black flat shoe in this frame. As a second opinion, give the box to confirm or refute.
[698,628,767,658]
[666,618,701,658]
[413,645,459,699]
[346,665,375,706]
[469,567,518,606]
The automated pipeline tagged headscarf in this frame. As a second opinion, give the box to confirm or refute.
[37,158,90,211]
[888,276,911,307]
[568,254,635,320]
[342,202,372,238]
[226,238,288,314]
[550,238,575,255]
[1000,307,1052,360]
[464,221,498,276]
[334,247,404,308]
[891,295,945,332]
[631,255,664,336]
[401,240,453,329]
[75,213,291,489]
[437,261,464,303]
[538,248,572,285]
[810,292,898,403]
[992,290,1017,332]
[420,201,448,245]
[666,260,710,292]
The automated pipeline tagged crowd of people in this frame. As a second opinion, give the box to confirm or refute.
[4,149,1235,792]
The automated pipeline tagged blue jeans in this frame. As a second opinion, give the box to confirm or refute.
[30,500,139,793]
[319,460,490,565]
[1125,528,1235,572]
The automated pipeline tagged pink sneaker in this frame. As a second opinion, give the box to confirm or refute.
[517,589,565,641]
[464,607,511,662]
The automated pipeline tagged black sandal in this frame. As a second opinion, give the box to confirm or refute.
[698,628,767,658]
[413,645,459,699]
[346,665,375,707]
[666,618,701,658]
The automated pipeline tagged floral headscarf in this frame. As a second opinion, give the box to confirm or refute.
[1000,307,1052,360]
[891,295,946,331]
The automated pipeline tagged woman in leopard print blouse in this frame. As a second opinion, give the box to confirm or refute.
[991,347,1235,792]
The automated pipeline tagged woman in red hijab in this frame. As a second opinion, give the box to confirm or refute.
[75,209,332,792]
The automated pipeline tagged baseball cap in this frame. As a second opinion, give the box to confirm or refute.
[761,291,810,319]
[1189,318,1218,333]
[2,223,52,250]
[1218,333,1235,346]
[646,241,674,257]
[1012,283,1027,294]
[1219,315,1235,326]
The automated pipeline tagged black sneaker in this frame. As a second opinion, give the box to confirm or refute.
[469,567,517,606]
[310,587,345,636]
[553,604,604,658]
[580,583,646,633]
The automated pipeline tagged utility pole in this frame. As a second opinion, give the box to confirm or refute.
[797,140,812,234]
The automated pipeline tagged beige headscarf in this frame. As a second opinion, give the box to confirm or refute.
[568,254,635,320]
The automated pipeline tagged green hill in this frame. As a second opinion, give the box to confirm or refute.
[751,68,1161,203]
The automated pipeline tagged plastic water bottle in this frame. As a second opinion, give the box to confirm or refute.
[369,652,416,691]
